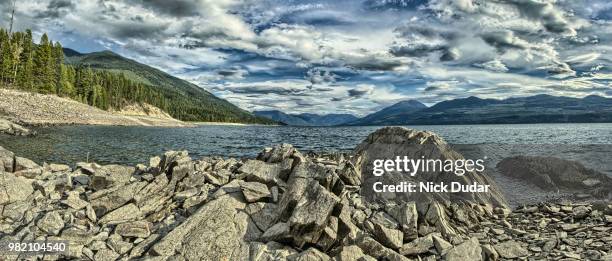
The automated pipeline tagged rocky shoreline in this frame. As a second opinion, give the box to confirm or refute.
[0,118,33,136]
[0,89,190,128]
[0,127,610,260]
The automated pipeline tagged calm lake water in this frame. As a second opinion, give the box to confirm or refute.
[1,123,611,169]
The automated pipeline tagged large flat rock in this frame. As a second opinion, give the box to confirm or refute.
[149,194,258,260]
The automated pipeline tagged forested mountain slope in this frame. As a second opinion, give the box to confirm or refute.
[0,28,273,124]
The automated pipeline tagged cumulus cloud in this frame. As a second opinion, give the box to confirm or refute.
[306,68,337,85]
[0,0,608,116]
[475,60,509,72]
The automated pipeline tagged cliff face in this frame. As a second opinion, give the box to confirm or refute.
[0,129,610,260]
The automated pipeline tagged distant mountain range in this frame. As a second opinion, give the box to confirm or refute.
[63,48,273,124]
[253,110,358,126]
[346,100,427,126]
[256,94,612,126]
[348,94,612,125]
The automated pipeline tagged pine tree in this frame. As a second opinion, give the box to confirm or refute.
[33,33,54,93]
[52,41,63,94]
[0,29,13,84]
[16,29,33,89]
[58,64,75,97]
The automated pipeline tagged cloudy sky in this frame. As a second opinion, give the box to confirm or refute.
[1,0,610,116]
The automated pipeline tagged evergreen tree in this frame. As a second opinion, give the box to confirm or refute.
[0,29,14,83]
[33,33,54,93]
[16,29,34,89]
[53,41,63,93]
[58,64,75,97]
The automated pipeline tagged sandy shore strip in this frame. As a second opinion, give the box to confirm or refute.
[192,121,281,126]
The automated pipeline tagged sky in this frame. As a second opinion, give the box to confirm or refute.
[0,0,610,116]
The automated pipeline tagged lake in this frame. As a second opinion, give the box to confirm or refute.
[1,123,611,170]
[2,123,611,206]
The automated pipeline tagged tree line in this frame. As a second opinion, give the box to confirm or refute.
[0,28,169,112]
[0,28,274,123]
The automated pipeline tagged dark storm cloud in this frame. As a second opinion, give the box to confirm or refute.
[215,67,248,80]
[391,22,459,60]
[213,85,309,96]
[423,86,440,92]
[394,23,458,40]
[508,0,574,34]
[108,22,169,39]
[279,10,355,27]
[348,58,404,71]
[348,88,371,98]
[217,70,240,77]
[480,31,529,50]
[48,0,74,9]
[128,0,201,17]
[35,0,75,19]
[363,0,428,11]
[439,48,459,61]
[390,44,447,57]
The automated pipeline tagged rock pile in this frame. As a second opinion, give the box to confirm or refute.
[0,128,610,260]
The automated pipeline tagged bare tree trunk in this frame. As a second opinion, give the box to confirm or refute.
[8,0,16,34]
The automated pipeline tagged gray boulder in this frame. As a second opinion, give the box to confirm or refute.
[36,211,64,235]
[276,169,340,246]
[287,248,331,261]
[372,222,403,250]
[355,235,410,261]
[249,241,298,260]
[353,127,507,208]
[238,159,285,186]
[115,220,152,238]
[0,146,14,172]
[399,233,436,256]
[493,240,528,259]
[99,203,141,225]
[443,237,482,261]
[90,164,135,190]
[388,202,418,240]
[149,194,256,260]
[0,118,31,136]
[258,143,303,164]
[0,172,33,205]
[241,181,271,202]
[14,156,40,172]
[335,245,366,261]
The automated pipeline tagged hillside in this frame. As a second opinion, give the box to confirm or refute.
[295,113,358,126]
[63,48,273,124]
[254,110,357,126]
[254,110,307,125]
[0,89,189,127]
[346,100,427,125]
[347,95,612,125]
